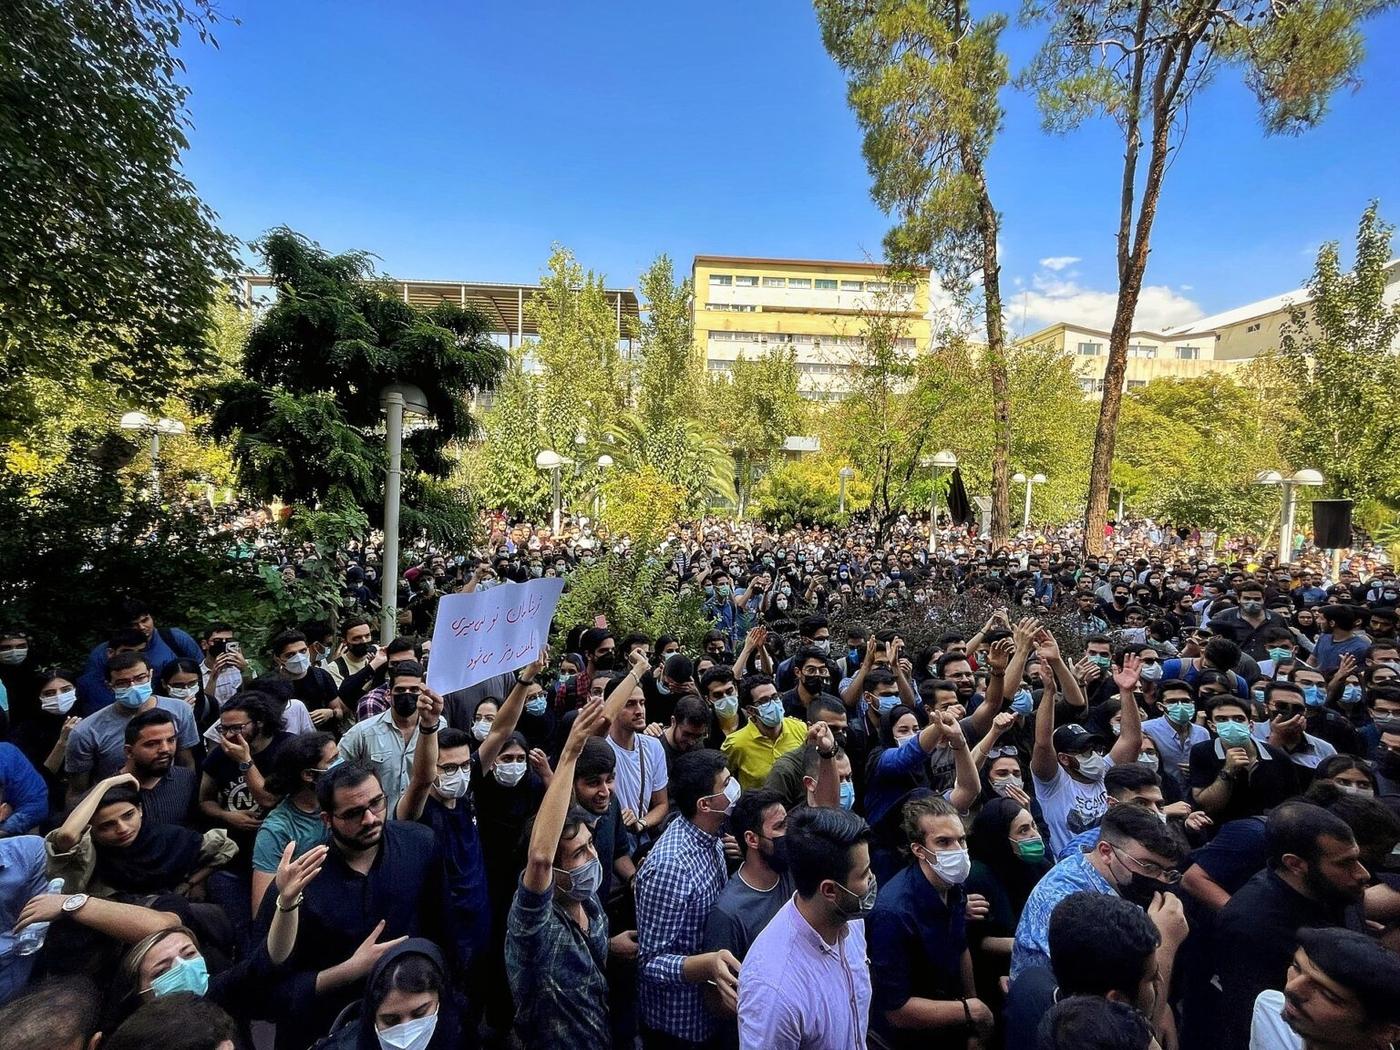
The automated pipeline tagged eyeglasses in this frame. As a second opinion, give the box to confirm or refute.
[436,762,467,775]
[391,687,421,697]
[1110,843,1181,883]
[217,722,252,736]
[334,794,387,823]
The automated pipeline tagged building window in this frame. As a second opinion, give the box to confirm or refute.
[1078,377,1106,393]
[1077,342,1103,356]
[709,274,732,286]
[1126,379,1147,389]
[734,275,758,287]
[1246,322,1261,333]
[1127,344,1157,358]
[707,359,734,371]
[867,281,890,292]
[762,277,786,288]
[893,282,915,294]
[814,278,838,290]
[840,280,864,291]
[788,277,811,289]
[1176,345,1200,360]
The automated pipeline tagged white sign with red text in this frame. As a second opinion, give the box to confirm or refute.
[425,577,565,694]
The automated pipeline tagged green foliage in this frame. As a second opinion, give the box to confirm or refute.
[1275,202,1400,502]
[598,466,690,547]
[708,350,806,514]
[205,228,504,542]
[603,412,736,513]
[635,255,702,428]
[0,0,238,442]
[754,457,872,529]
[553,553,712,651]
[475,347,550,518]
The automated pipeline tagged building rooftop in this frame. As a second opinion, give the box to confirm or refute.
[693,254,924,273]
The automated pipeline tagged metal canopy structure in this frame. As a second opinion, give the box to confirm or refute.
[238,274,640,348]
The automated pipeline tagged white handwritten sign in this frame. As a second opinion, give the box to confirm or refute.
[425,578,565,694]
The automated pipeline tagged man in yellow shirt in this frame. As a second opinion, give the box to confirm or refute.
[721,674,807,789]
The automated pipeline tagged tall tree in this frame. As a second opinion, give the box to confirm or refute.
[0,0,237,439]
[206,228,504,539]
[635,254,702,429]
[815,0,1015,544]
[1276,202,1400,502]
[709,350,805,516]
[1021,0,1394,554]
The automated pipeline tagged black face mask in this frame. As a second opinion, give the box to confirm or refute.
[1115,868,1169,907]
[392,691,420,717]
[1376,750,1400,779]
[765,835,790,874]
[349,642,372,659]
[801,674,826,694]
[594,650,617,672]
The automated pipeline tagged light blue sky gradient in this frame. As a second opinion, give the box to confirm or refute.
[179,1,1400,334]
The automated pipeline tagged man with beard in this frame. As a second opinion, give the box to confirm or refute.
[1212,801,1371,1050]
[121,709,196,828]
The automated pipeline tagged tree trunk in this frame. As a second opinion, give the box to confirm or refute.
[1084,85,1175,557]
[963,143,1011,546]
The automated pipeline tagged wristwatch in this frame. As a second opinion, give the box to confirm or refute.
[61,893,89,915]
[238,761,253,773]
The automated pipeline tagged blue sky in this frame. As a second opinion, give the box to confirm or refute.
[179,1,1400,335]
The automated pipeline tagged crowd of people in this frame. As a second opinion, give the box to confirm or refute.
[1,508,1399,1050]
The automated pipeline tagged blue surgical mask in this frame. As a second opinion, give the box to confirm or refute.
[1303,685,1326,708]
[838,781,856,810]
[525,696,547,717]
[876,694,900,714]
[1011,689,1034,716]
[713,691,739,718]
[149,953,209,998]
[1341,684,1363,705]
[114,681,152,709]
[755,699,784,728]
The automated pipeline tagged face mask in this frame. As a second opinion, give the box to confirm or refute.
[1240,600,1264,615]
[554,855,603,901]
[348,642,372,659]
[834,873,878,918]
[1015,837,1046,864]
[392,692,420,717]
[810,639,829,655]
[656,678,672,696]
[927,846,971,885]
[41,689,76,715]
[1336,782,1374,797]
[716,585,732,598]
[1115,867,1170,909]
[435,767,469,799]
[875,694,901,714]
[847,646,860,662]
[754,699,784,728]
[525,696,547,717]
[494,760,526,787]
[713,691,739,719]
[1267,647,1292,664]
[838,781,856,810]
[1303,685,1326,708]
[1011,689,1034,716]
[167,684,199,701]
[801,674,827,695]
[709,776,742,815]
[1140,663,1164,682]
[1166,701,1195,727]
[284,652,310,675]
[1090,655,1111,670]
[594,651,617,672]
[1074,752,1106,780]
[150,953,210,998]
[1341,684,1363,705]
[472,719,491,741]
[1215,721,1252,747]
[114,681,153,709]
[0,648,28,666]
[992,774,1024,797]
[1372,713,1400,732]
[376,1011,438,1050]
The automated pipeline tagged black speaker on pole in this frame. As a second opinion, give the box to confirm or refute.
[1312,499,1353,549]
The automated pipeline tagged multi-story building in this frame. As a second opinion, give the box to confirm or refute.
[1023,321,1240,396]
[692,255,932,401]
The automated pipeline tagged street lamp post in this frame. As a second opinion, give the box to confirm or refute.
[379,383,431,642]
[1254,468,1324,563]
[838,467,854,514]
[119,412,186,491]
[920,450,958,555]
[594,454,614,519]
[1012,472,1048,530]
[535,450,568,536]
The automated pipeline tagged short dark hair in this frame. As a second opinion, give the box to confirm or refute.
[575,736,616,779]
[672,694,711,729]
[935,652,971,677]
[738,673,776,708]
[124,708,176,746]
[1099,803,1186,864]
[340,615,372,637]
[1296,926,1400,1025]
[221,690,287,735]
[900,794,960,847]
[863,668,897,692]
[806,695,846,722]
[0,976,102,1050]
[798,615,829,639]
[384,636,419,658]
[699,667,736,693]
[1103,763,1161,799]
[1036,996,1154,1050]
[1205,694,1250,719]
[106,650,150,679]
[730,788,784,858]
[785,805,871,898]
[201,622,235,642]
[269,628,306,656]
[103,994,241,1050]
[316,763,377,813]
[670,749,728,819]
[1048,892,1161,997]
[1265,680,1305,704]
[1203,637,1241,670]
[386,660,424,686]
[266,731,335,797]
[1266,799,1356,869]
[437,727,471,752]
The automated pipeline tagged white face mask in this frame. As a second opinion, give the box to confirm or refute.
[494,760,526,787]
[0,648,28,666]
[436,768,469,799]
[41,688,76,715]
[376,1010,438,1050]
[471,719,491,742]
[168,684,199,701]
[992,774,1024,797]
[930,846,972,885]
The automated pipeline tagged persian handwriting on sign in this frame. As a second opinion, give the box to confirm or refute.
[425,578,565,694]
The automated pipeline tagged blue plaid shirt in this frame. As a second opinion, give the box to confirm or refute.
[636,815,727,1041]
[1011,850,1116,980]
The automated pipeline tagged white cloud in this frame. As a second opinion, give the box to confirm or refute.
[1038,255,1082,271]
[1014,269,1203,333]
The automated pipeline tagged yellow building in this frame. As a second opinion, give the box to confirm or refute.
[1023,321,1241,397]
[692,255,932,401]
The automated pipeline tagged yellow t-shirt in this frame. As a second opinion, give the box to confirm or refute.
[721,717,808,790]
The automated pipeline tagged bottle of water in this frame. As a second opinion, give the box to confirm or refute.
[15,877,65,955]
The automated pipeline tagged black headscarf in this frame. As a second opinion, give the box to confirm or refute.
[968,796,1052,915]
[349,938,465,1050]
[95,820,203,895]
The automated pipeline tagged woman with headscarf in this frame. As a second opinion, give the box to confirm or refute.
[318,938,468,1050]
[965,796,1054,997]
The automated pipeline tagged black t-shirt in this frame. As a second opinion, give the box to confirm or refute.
[1189,738,1301,823]
[201,731,295,814]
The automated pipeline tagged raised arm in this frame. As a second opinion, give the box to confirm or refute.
[396,687,443,822]
[479,648,548,772]
[14,893,179,943]
[266,841,329,965]
[943,713,981,812]
[1042,631,1086,709]
[806,722,839,809]
[839,638,879,708]
[51,773,138,852]
[970,712,1017,772]
[1029,667,1060,783]
[523,700,606,893]
[969,634,1016,741]
[1109,653,1144,766]
[890,638,917,708]
[602,648,649,725]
